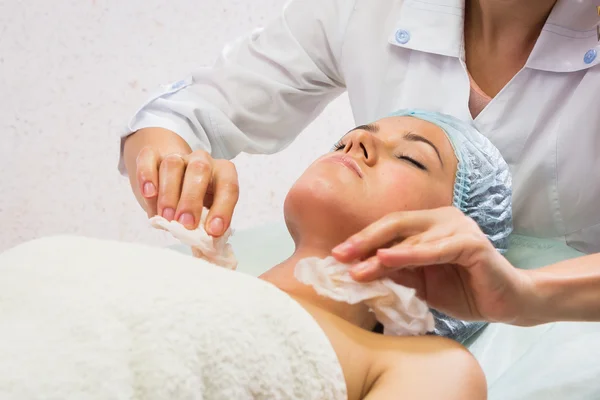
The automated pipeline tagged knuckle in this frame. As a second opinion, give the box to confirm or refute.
[386,212,405,228]
[187,159,212,174]
[136,147,155,168]
[162,154,186,168]
[136,169,147,183]
[216,159,236,169]
[464,217,481,231]
[179,188,207,206]
[182,188,206,205]
[137,168,155,184]
[177,192,201,206]
[214,160,239,179]
[433,248,446,264]
[190,149,210,158]
[466,232,488,250]
[137,145,154,159]
[216,191,240,207]
[221,181,240,194]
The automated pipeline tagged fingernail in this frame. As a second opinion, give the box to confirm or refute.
[332,242,354,255]
[209,218,224,236]
[143,182,156,197]
[178,213,195,227]
[376,248,392,256]
[162,208,175,221]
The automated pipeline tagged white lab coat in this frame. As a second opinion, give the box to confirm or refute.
[120,0,600,253]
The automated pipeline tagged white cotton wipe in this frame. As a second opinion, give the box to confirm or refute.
[149,208,237,270]
[295,256,435,336]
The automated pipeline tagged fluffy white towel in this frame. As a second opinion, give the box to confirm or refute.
[0,236,347,400]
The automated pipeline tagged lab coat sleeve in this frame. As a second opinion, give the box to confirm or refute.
[118,0,356,174]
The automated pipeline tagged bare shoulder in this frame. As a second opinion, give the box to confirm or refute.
[363,335,487,400]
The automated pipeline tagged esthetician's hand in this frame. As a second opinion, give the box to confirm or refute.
[135,147,239,235]
[332,207,532,324]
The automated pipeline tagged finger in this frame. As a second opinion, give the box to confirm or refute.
[349,256,386,282]
[376,233,488,268]
[205,160,239,236]
[388,268,427,298]
[332,210,435,262]
[136,146,159,216]
[174,152,212,229]
[157,154,186,221]
[350,256,427,297]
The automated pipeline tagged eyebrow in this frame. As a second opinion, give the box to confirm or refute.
[347,124,379,134]
[348,124,444,168]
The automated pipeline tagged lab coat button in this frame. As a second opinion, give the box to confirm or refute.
[584,49,597,64]
[171,80,188,90]
[395,29,410,44]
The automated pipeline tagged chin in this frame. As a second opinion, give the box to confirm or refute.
[283,176,366,246]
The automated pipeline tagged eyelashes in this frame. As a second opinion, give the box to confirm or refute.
[395,154,427,171]
[332,141,427,171]
[332,141,345,151]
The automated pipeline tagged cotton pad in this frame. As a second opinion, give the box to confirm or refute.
[295,256,434,336]
[149,208,237,269]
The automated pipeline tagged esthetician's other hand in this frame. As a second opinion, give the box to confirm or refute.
[134,145,239,235]
[332,207,533,325]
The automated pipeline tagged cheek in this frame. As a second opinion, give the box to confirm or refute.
[370,168,453,215]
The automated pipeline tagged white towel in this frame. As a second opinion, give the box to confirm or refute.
[0,236,347,400]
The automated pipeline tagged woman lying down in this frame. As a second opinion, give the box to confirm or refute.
[0,110,512,399]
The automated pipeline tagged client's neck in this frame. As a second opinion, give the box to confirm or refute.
[260,241,378,331]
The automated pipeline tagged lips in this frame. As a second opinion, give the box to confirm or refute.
[324,154,364,178]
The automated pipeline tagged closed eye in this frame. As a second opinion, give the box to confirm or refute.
[396,154,427,171]
[332,141,345,151]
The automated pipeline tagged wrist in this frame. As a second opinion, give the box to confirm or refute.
[499,254,600,326]
[512,269,549,327]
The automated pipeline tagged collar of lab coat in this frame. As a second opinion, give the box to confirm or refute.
[388,0,600,72]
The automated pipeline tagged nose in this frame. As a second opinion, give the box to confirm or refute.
[343,129,377,166]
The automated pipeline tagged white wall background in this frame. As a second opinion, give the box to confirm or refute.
[0,0,353,251]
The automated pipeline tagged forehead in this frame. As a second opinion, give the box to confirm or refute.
[376,116,447,141]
